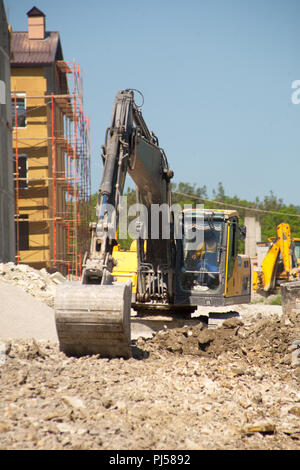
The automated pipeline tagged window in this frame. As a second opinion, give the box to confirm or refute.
[11,93,26,128]
[230,222,237,258]
[13,154,28,189]
[227,220,238,279]
[294,241,300,262]
[181,220,223,292]
[16,215,29,251]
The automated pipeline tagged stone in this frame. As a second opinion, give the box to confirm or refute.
[17,371,28,385]
[62,396,86,409]
[0,421,11,433]
[291,350,300,367]
[50,272,66,284]
[115,400,127,413]
[241,422,276,436]
[102,398,114,409]
[252,392,263,404]
[289,406,300,417]
[57,423,75,434]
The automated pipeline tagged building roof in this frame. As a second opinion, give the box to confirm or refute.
[26,6,45,17]
[10,31,63,65]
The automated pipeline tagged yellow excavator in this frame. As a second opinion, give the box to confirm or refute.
[253,223,300,294]
[55,89,251,358]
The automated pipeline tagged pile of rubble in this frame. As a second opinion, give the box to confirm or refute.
[0,262,66,308]
[138,315,300,366]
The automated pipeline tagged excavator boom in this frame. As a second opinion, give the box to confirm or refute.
[55,90,173,357]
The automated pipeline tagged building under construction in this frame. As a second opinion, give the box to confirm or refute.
[0,0,15,263]
[10,6,91,277]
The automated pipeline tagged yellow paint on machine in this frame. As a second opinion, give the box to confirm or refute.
[224,225,230,295]
[225,223,251,297]
[226,255,251,297]
[112,243,138,293]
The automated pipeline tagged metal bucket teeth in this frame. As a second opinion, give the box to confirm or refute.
[55,281,132,358]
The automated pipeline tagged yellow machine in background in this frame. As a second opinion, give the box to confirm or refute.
[253,223,300,294]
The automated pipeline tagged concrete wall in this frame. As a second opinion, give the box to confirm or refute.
[244,212,261,257]
[0,0,15,262]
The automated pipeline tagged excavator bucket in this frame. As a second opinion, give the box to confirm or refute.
[55,281,132,358]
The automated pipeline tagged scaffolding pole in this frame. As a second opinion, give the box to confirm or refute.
[13,60,91,279]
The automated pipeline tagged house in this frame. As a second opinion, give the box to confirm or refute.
[10,6,91,276]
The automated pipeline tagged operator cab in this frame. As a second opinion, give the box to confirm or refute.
[182,217,222,293]
[175,209,250,307]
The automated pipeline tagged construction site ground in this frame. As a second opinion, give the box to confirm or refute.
[0,264,300,451]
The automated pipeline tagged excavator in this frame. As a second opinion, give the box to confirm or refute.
[55,89,251,358]
[253,222,300,294]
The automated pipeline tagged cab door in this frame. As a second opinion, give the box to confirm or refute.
[225,218,251,298]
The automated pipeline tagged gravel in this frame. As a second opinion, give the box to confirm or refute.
[0,262,299,450]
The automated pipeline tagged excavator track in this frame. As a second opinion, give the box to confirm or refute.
[55,281,132,358]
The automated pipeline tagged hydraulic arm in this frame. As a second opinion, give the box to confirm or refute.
[55,90,174,357]
[82,89,173,286]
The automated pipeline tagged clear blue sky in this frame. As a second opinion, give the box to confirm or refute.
[4,0,300,205]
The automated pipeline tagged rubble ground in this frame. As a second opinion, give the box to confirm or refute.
[0,314,300,450]
[0,263,299,450]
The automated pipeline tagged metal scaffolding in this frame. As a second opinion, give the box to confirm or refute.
[13,60,91,279]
